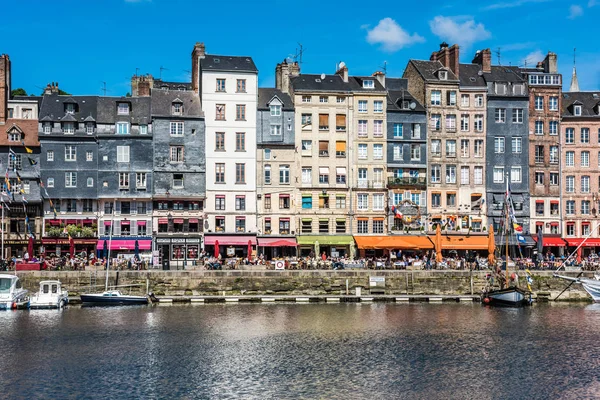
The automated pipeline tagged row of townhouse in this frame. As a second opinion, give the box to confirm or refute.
[0,41,599,262]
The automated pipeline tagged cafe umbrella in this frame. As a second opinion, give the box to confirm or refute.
[247,240,252,262]
[27,235,34,259]
[134,240,140,261]
[214,240,220,258]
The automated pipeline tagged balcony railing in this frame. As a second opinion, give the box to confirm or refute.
[387,177,427,188]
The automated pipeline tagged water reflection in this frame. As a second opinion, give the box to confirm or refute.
[1,303,600,399]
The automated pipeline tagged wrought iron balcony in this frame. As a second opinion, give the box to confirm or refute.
[387,177,427,189]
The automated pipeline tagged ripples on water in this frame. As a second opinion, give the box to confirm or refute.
[1,303,600,400]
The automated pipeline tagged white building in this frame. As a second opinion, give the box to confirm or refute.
[194,44,258,258]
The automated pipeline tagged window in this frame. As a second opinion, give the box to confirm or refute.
[358,144,367,159]
[493,167,504,183]
[393,123,403,138]
[533,121,543,135]
[172,102,183,115]
[374,144,383,160]
[301,219,312,233]
[581,151,590,167]
[62,122,75,134]
[374,100,383,113]
[170,146,184,163]
[318,114,329,130]
[8,154,21,171]
[412,124,421,139]
[550,172,559,186]
[535,146,545,163]
[47,178,54,188]
[114,122,128,135]
[262,164,271,185]
[235,195,246,211]
[582,201,591,215]
[445,114,456,131]
[535,201,545,216]
[86,151,93,161]
[431,90,441,106]
[565,151,574,167]
[474,166,483,185]
[138,124,147,135]
[581,176,590,193]
[549,96,558,111]
[335,114,346,131]
[301,140,312,156]
[494,137,505,154]
[357,220,368,234]
[319,219,330,233]
[64,103,75,114]
[357,168,367,185]
[549,121,558,135]
[372,219,384,234]
[410,145,420,161]
[446,193,456,207]
[431,140,441,157]
[335,219,346,233]
[270,104,281,116]
[535,96,543,111]
[431,114,441,130]
[117,146,130,163]
[63,172,77,188]
[119,172,129,189]
[566,176,574,192]
[215,195,226,211]
[336,141,346,157]
[43,123,52,134]
[302,195,312,209]
[446,140,456,157]
[336,196,346,209]
[279,218,290,235]
[431,193,441,207]
[357,194,368,210]
[358,120,368,137]
[439,71,448,80]
[393,144,403,161]
[581,128,590,143]
[319,141,329,157]
[215,132,225,150]
[319,195,329,209]
[565,128,574,144]
[475,94,484,107]
[215,217,225,232]
[118,103,129,115]
[566,201,575,215]
[550,146,559,164]
[216,104,226,120]
[216,78,226,92]
[445,165,456,184]
[302,168,311,184]
[363,79,374,88]
[373,120,383,137]
[461,166,470,184]
[511,137,522,154]
[236,79,246,93]
[511,166,522,183]
[279,165,290,184]
[574,105,582,116]
[358,100,368,113]
[264,149,271,160]
[474,115,483,132]
[172,173,184,188]
[215,163,225,183]
[461,94,469,107]
[535,172,544,185]
[460,114,469,131]
[235,164,245,184]
[235,132,246,151]
[136,172,146,189]
[319,167,329,184]
[170,122,184,136]
[495,108,506,123]
[302,96,311,103]
[447,91,457,106]
[235,217,246,233]
[47,150,54,162]
[431,165,441,183]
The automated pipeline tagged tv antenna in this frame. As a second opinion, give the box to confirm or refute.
[135,67,140,77]
[183,69,191,80]
[494,47,501,65]
[101,82,107,96]
[159,66,169,80]
[379,61,387,75]
[293,43,306,68]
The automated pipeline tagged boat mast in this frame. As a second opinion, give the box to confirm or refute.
[505,171,509,287]
[104,199,115,291]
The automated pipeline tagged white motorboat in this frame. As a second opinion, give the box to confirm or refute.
[80,290,152,306]
[30,280,69,309]
[0,274,29,310]
[554,274,600,302]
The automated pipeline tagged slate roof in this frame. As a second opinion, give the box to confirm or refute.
[150,90,203,117]
[457,63,487,87]
[483,66,525,83]
[348,76,386,92]
[387,89,425,113]
[258,88,294,111]
[201,54,258,73]
[38,94,98,123]
[152,79,192,91]
[291,74,349,92]
[12,95,42,108]
[408,60,459,82]
[562,92,600,117]
[96,96,151,124]
[385,78,408,91]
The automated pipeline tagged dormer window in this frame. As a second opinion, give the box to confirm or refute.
[86,123,95,134]
[439,70,448,80]
[172,102,183,115]
[363,79,374,89]
[8,132,20,142]
[65,103,75,114]
[270,105,281,116]
[402,101,410,110]
[117,103,130,115]
[62,122,75,134]
[43,122,52,134]
[574,105,582,116]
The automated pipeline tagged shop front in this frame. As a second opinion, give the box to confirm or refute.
[155,237,202,270]
[354,235,434,258]
[428,234,490,258]
[4,239,40,259]
[495,235,536,259]
[41,238,98,257]
[96,237,152,262]
[296,235,354,258]
[532,235,566,258]
[204,234,257,259]
[256,237,297,260]
[564,238,600,262]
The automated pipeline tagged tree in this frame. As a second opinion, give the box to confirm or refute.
[125,92,131,97]
[11,88,27,96]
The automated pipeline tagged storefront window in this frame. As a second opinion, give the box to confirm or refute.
[172,245,185,259]
[187,245,198,259]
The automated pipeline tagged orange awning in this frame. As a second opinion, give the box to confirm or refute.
[428,234,489,250]
[354,235,433,250]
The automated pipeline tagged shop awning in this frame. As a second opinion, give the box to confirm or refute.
[296,235,354,246]
[354,235,434,250]
[258,237,297,247]
[532,236,566,247]
[428,234,489,250]
[96,239,152,250]
[173,218,184,224]
[188,218,199,223]
[158,218,168,224]
[565,238,600,247]
[137,221,146,225]
[204,235,257,246]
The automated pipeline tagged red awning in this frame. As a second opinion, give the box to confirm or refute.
[173,218,184,224]
[104,221,112,226]
[532,236,567,247]
[83,219,94,224]
[158,218,168,224]
[137,221,146,225]
[204,236,257,246]
[97,239,152,251]
[188,218,199,223]
[565,238,600,247]
[258,237,297,247]
[48,220,60,226]
[120,220,130,225]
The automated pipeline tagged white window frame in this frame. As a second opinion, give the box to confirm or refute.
[170,122,184,136]
[117,146,130,163]
[493,167,504,183]
[116,122,129,135]
[65,172,77,188]
[117,103,129,115]
[47,150,54,162]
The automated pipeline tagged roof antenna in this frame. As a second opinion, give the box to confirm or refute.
[494,47,501,65]
[293,43,305,68]
[101,82,107,96]
[159,66,169,80]
[135,67,139,77]
[379,61,387,74]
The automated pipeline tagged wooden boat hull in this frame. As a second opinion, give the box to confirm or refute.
[482,287,532,307]
[80,294,149,306]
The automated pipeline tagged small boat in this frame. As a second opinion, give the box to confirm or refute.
[30,280,69,309]
[554,273,600,302]
[0,274,29,310]
[482,287,532,307]
[80,290,152,306]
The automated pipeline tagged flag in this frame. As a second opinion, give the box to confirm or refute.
[22,196,27,204]
[517,234,526,243]
[27,157,37,166]
[8,148,16,159]
[513,222,523,232]
[21,141,33,154]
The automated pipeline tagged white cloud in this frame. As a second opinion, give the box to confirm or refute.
[429,16,491,49]
[365,18,425,52]
[523,50,544,67]
[568,4,584,18]
[483,0,551,10]
[589,0,598,7]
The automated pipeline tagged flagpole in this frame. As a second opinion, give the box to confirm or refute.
[1,203,4,261]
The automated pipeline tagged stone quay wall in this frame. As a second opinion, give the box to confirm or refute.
[13,270,593,301]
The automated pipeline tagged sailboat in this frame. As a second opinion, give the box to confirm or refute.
[80,201,154,306]
[482,176,532,307]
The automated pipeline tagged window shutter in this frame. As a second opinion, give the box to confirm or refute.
[114,221,121,235]
[115,201,121,212]
[319,114,329,126]
[336,114,346,126]
[335,141,346,152]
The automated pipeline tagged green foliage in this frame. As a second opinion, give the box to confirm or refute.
[11,88,27,96]
[81,227,95,238]
[125,92,132,97]
[66,224,78,238]
[46,227,63,237]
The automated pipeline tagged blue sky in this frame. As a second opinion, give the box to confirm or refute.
[2,0,599,96]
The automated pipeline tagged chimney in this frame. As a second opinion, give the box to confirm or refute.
[137,77,151,97]
[543,52,558,74]
[275,60,300,94]
[447,44,460,76]
[472,49,491,73]
[373,71,385,88]
[191,42,206,94]
[336,63,348,83]
[430,42,459,75]
[0,54,10,125]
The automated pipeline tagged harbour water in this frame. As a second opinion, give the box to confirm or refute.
[2,303,600,399]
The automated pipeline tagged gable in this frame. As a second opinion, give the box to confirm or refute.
[267,96,283,107]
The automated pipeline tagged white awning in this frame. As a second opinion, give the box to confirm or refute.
[319,167,329,174]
